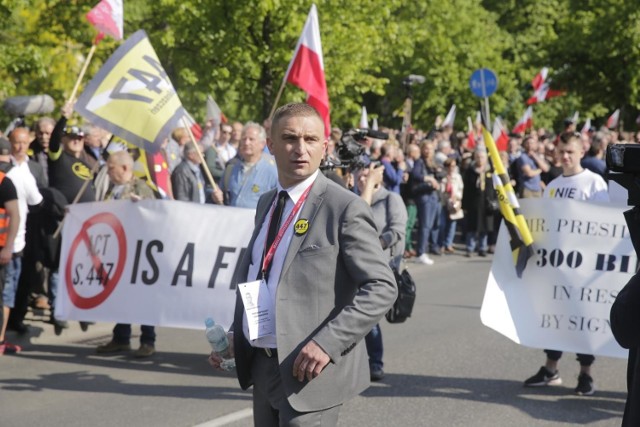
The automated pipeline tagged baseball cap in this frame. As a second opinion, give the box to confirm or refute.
[0,137,11,155]
[64,125,85,137]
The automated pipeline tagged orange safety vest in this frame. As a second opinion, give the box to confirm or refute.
[0,171,9,247]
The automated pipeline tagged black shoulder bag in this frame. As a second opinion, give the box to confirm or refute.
[381,195,417,323]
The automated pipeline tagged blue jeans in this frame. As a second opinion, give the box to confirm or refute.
[3,255,22,308]
[113,324,156,345]
[416,194,440,255]
[438,207,458,249]
[365,323,383,370]
[466,232,488,253]
[48,270,59,310]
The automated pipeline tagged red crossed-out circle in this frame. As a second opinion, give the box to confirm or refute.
[65,212,127,309]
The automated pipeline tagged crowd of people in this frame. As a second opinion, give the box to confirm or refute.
[1,97,637,424]
[0,103,630,386]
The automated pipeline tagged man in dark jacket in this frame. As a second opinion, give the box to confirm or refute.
[611,256,640,426]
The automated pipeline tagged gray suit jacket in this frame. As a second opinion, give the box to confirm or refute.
[232,172,397,411]
[171,160,202,203]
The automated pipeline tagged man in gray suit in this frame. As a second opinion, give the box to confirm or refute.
[171,143,206,203]
[210,103,397,426]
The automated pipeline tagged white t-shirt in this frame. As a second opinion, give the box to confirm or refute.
[543,169,609,202]
[7,160,43,252]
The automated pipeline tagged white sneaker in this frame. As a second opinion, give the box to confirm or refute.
[416,254,434,265]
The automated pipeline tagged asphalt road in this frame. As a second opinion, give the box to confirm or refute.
[0,250,628,426]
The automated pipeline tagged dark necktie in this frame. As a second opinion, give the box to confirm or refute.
[259,190,288,280]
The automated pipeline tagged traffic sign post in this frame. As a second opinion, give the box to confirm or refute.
[469,68,498,131]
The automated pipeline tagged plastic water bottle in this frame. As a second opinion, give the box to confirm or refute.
[205,318,235,371]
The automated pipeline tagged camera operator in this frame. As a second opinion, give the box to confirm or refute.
[356,162,407,381]
[611,268,640,426]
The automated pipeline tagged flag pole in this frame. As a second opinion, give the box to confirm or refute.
[268,78,287,120]
[66,37,100,105]
[181,117,219,192]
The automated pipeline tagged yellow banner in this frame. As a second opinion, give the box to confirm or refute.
[75,30,183,154]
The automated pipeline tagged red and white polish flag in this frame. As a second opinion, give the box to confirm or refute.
[607,109,620,129]
[86,0,124,40]
[526,82,565,105]
[492,117,509,151]
[512,107,533,134]
[581,118,591,134]
[283,4,331,136]
[466,116,476,150]
[531,67,548,91]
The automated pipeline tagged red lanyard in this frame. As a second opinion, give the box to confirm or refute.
[261,185,312,277]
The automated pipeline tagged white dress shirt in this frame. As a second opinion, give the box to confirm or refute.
[243,170,319,348]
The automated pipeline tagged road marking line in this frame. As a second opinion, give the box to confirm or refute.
[192,408,253,427]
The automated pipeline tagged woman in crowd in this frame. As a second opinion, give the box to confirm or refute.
[438,158,464,254]
[461,147,498,257]
[357,163,407,381]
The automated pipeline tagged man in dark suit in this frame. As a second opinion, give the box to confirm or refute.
[210,103,397,426]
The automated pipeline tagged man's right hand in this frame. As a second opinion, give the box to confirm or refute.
[207,332,234,371]
[211,187,224,205]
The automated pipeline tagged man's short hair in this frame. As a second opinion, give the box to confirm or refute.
[35,117,55,129]
[108,150,134,169]
[271,103,323,137]
[183,142,199,155]
[559,131,581,146]
[243,121,267,142]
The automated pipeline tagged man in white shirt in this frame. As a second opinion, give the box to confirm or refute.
[1,129,41,350]
[525,132,608,396]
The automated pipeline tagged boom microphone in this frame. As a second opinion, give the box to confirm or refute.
[3,95,55,116]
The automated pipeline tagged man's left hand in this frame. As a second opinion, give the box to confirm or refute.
[292,340,330,382]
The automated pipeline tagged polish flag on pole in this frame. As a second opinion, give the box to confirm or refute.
[512,107,533,134]
[466,116,476,150]
[183,112,203,141]
[283,4,331,136]
[359,106,369,129]
[526,82,565,105]
[492,117,509,151]
[442,104,456,128]
[607,109,620,129]
[86,0,124,41]
[581,118,591,134]
[531,67,548,91]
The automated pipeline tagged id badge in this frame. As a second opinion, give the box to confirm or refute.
[238,279,275,340]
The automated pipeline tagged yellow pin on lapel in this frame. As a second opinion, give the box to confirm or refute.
[252,184,260,193]
[294,219,309,236]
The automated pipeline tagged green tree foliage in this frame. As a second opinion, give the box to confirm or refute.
[1,0,638,133]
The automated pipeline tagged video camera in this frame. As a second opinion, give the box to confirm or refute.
[606,144,640,206]
[321,128,389,171]
[606,143,640,254]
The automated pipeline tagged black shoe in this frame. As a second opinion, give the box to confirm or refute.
[50,316,69,336]
[575,373,595,396]
[79,321,94,332]
[8,321,30,335]
[524,366,562,387]
[370,368,384,382]
[478,251,487,257]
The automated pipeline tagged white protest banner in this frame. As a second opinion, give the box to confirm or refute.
[56,200,255,330]
[481,198,632,358]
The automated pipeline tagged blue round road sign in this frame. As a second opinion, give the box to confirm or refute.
[469,68,498,98]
